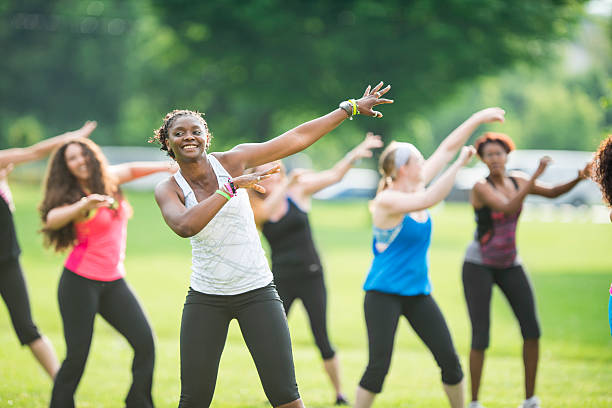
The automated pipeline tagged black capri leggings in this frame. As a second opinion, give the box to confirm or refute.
[275,274,335,360]
[0,257,41,345]
[462,261,541,350]
[179,283,300,408]
[359,291,463,393]
[51,269,155,408]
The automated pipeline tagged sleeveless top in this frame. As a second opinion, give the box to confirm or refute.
[464,176,522,268]
[64,199,131,281]
[173,154,272,295]
[364,213,432,296]
[262,197,322,280]
[0,183,20,262]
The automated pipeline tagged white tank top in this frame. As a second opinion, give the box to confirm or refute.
[173,154,272,295]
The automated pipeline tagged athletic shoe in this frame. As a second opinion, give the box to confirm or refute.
[518,396,541,408]
[468,401,487,408]
[335,394,349,406]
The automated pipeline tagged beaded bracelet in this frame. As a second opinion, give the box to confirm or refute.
[223,182,236,197]
[215,189,231,201]
[228,179,237,195]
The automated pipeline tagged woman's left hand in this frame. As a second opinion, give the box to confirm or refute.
[578,162,592,180]
[232,164,281,193]
[355,82,394,118]
[351,132,384,161]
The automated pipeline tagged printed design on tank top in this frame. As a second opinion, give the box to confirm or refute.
[476,176,521,268]
[173,154,272,295]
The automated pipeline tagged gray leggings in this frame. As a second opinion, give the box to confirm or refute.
[462,262,541,350]
[179,283,300,407]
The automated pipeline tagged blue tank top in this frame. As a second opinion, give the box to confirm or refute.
[363,213,432,296]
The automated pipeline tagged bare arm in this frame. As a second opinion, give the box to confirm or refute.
[223,83,393,171]
[156,165,280,237]
[296,132,383,197]
[0,121,97,168]
[44,194,113,230]
[377,146,475,215]
[529,163,589,198]
[110,161,178,185]
[248,176,293,228]
[473,157,551,214]
[422,108,504,184]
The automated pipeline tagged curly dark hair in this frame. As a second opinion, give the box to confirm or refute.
[39,139,119,252]
[149,109,211,158]
[474,132,516,158]
[592,134,612,206]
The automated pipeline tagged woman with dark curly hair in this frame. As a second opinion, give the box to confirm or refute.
[40,138,176,408]
[590,134,612,335]
[463,132,590,408]
[152,82,392,408]
[0,121,96,380]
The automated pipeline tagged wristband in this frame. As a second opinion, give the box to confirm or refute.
[215,189,231,201]
[348,99,360,116]
[228,179,237,195]
[222,182,236,197]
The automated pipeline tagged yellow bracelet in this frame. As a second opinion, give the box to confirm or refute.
[215,189,231,201]
[349,99,359,116]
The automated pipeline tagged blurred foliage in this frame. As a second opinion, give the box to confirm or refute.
[7,115,44,147]
[3,0,610,168]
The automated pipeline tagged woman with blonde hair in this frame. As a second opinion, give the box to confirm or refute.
[355,108,505,408]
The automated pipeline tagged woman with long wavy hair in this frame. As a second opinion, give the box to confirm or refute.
[0,121,96,380]
[40,137,176,408]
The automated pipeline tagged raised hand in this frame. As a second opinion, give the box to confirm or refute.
[534,156,552,178]
[72,121,98,139]
[355,81,394,118]
[473,107,505,124]
[351,132,384,161]
[80,193,115,211]
[232,164,281,193]
[457,145,476,166]
[578,162,592,180]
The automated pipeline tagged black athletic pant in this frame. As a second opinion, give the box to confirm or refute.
[51,269,155,408]
[275,274,335,360]
[179,283,300,408]
[462,262,541,350]
[359,291,463,393]
[0,257,41,345]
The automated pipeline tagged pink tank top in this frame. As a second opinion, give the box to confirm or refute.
[64,199,131,281]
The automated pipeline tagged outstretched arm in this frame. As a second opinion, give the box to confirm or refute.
[295,132,383,197]
[110,161,178,185]
[0,121,97,168]
[377,146,475,215]
[422,108,504,184]
[224,82,393,170]
[529,162,589,198]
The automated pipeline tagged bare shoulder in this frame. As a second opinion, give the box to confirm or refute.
[212,151,243,177]
[508,170,530,185]
[154,176,182,203]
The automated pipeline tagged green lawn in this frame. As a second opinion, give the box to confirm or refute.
[1,183,611,407]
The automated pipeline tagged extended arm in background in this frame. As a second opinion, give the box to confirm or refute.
[295,132,383,197]
[422,108,505,184]
[0,121,97,168]
[528,162,590,198]
[224,82,393,170]
[378,146,475,215]
[110,161,178,185]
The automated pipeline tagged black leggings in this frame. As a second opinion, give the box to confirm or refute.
[359,291,463,393]
[462,262,541,350]
[179,283,300,408]
[275,274,335,360]
[0,257,41,345]
[51,269,155,408]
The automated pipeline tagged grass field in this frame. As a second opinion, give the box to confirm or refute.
[1,183,611,407]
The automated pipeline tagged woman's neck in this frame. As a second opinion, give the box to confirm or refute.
[178,155,216,187]
[487,171,506,185]
[389,177,421,193]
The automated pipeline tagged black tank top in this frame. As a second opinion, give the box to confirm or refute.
[0,194,21,262]
[262,197,322,280]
